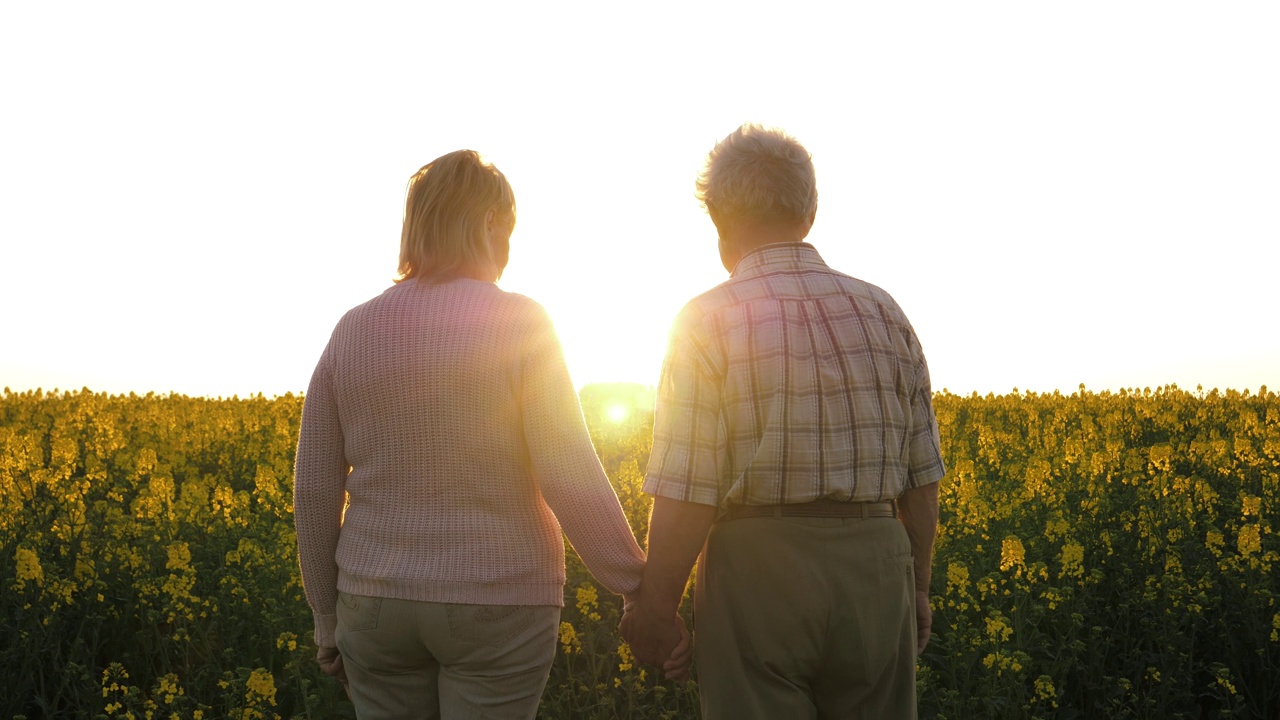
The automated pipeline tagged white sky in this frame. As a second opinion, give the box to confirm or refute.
[2,2,1277,399]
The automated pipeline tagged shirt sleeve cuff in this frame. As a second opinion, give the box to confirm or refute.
[642,477,722,508]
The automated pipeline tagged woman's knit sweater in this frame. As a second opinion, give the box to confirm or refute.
[294,279,646,648]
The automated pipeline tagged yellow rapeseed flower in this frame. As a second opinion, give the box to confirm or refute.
[1034,675,1057,707]
[1242,495,1262,518]
[1060,541,1085,580]
[244,668,277,706]
[575,583,602,621]
[617,642,634,673]
[1206,530,1225,558]
[985,614,1013,643]
[980,650,1024,676]
[1238,524,1262,558]
[165,542,191,572]
[276,632,298,652]
[13,547,44,591]
[1216,671,1237,695]
[1000,536,1026,573]
[155,673,181,704]
[558,621,582,654]
[1044,519,1070,542]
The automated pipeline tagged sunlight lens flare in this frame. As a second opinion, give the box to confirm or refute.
[605,404,629,423]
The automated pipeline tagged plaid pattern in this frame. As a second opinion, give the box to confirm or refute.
[644,242,946,509]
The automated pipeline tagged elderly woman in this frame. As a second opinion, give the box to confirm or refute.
[294,150,671,719]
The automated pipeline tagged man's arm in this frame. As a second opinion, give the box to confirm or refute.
[897,481,940,655]
[619,496,717,669]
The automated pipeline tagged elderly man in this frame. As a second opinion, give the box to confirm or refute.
[620,124,945,719]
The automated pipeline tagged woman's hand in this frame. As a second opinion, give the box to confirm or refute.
[661,619,693,681]
[316,645,349,693]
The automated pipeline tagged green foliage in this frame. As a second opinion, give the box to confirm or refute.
[0,389,351,719]
[924,385,1279,719]
[1,384,1277,718]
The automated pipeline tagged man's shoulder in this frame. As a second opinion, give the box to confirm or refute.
[682,277,737,311]
[681,264,908,317]
[669,276,748,335]
[821,267,907,314]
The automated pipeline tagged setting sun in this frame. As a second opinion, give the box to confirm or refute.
[605,404,630,423]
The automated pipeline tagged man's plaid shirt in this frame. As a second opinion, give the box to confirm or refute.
[643,242,946,509]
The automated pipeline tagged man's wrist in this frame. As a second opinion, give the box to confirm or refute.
[636,584,682,618]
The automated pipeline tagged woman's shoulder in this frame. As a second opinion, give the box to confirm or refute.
[493,287,551,320]
[330,283,406,326]
[330,280,556,337]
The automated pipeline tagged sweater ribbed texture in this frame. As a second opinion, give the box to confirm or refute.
[294,279,646,648]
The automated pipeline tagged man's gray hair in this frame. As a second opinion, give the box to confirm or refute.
[696,124,817,225]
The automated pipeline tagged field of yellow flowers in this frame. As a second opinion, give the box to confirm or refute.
[1,383,1276,719]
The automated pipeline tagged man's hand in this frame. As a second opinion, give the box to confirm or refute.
[316,645,349,691]
[619,600,684,668]
[899,482,939,657]
[915,588,932,655]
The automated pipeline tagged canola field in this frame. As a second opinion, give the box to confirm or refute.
[1,384,1277,719]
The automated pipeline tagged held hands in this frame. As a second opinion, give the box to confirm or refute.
[619,597,693,681]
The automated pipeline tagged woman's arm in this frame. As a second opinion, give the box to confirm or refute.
[519,308,646,596]
[293,345,348,648]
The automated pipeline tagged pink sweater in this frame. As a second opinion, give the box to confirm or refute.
[294,279,646,648]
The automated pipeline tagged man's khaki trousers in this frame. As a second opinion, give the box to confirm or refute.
[694,515,919,720]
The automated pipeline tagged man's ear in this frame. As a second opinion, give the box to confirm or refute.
[706,203,723,230]
[707,205,734,240]
[799,209,817,239]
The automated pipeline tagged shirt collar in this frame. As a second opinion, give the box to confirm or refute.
[730,242,829,279]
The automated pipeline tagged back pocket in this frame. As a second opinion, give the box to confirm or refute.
[446,604,536,648]
[337,591,383,632]
[881,551,916,592]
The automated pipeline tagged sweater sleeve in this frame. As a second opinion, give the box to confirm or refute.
[293,340,348,648]
[519,306,646,597]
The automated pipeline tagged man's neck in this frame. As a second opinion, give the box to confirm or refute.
[727,224,807,250]
[719,222,810,273]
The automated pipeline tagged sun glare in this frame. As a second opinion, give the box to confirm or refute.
[605,404,630,423]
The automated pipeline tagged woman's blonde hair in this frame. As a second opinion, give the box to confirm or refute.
[396,150,516,284]
[696,124,817,226]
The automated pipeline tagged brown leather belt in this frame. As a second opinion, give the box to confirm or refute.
[723,498,897,521]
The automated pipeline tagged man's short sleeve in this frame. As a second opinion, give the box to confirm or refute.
[642,315,723,507]
[906,350,946,488]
